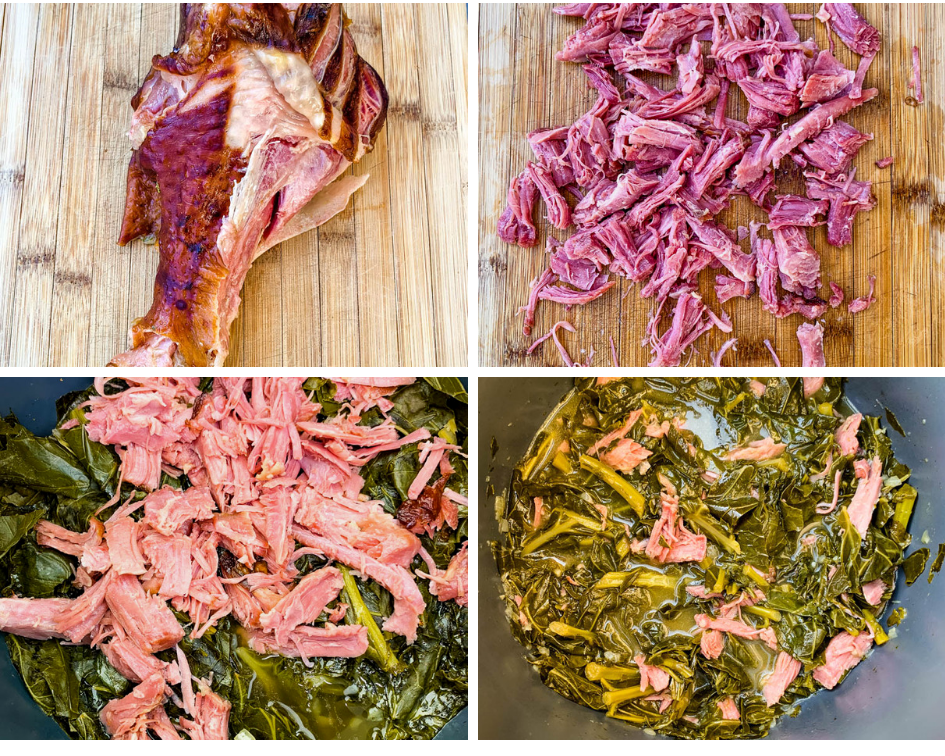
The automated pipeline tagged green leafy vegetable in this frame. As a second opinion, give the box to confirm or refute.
[494,378,921,740]
[340,565,403,674]
[0,510,44,560]
[929,543,945,584]
[423,378,468,404]
[10,541,73,597]
[388,381,459,435]
[0,416,99,501]
[902,548,930,585]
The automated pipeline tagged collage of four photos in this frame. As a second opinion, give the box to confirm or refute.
[0,0,943,742]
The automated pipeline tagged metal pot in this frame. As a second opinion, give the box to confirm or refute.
[478,377,945,739]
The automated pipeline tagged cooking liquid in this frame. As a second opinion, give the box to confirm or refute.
[234,641,385,739]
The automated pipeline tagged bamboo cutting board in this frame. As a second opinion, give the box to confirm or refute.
[479,3,944,367]
[0,2,468,368]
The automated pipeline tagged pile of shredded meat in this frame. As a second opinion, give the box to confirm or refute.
[0,377,467,740]
[498,3,885,367]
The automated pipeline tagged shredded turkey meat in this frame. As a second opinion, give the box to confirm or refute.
[499,3,883,366]
[0,376,468,740]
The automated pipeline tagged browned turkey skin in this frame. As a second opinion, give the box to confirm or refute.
[111,3,387,367]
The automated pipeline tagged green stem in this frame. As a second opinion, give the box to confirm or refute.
[521,511,601,556]
[602,685,654,707]
[893,484,918,532]
[606,710,659,725]
[522,434,555,481]
[521,390,581,481]
[547,621,597,643]
[584,662,640,683]
[339,566,403,674]
[579,455,645,516]
[659,657,692,678]
[744,605,781,623]
[723,392,747,413]
[552,453,573,474]
[437,418,458,445]
[742,564,770,588]
[688,510,742,555]
[862,608,889,645]
[595,570,676,591]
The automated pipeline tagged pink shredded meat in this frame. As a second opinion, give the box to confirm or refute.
[292,527,427,643]
[258,566,344,645]
[800,50,854,104]
[772,226,822,297]
[246,623,369,661]
[695,613,779,650]
[806,170,876,248]
[498,170,539,247]
[421,541,469,606]
[847,456,883,538]
[862,578,886,606]
[799,121,872,174]
[497,4,883,366]
[762,652,803,706]
[0,376,467,740]
[816,3,880,99]
[816,468,844,515]
[643,480,707,563]
[700,628,725,659]
[178,681,231,741]
[768,196,829,230]
[83,378,201,491]
[763,340,782,367]
[100,673,174,740]
[812,629,873,689]
[818,4,881,57]
[600,438,652,472]
[836,412,863,456]
[848,274,877,313]
[101,636,175,685]
[105,573,185,654]
[798,322,827,367]
[724,437,787,462]
[0,597,71,640]
[635,654,670,692]
[588,409,642,455]
[717,697,740,720]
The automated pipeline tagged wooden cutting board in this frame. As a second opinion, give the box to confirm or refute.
[0,3,468,367]
[479,3,944,367]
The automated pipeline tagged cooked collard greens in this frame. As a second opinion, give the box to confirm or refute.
[494,378,921,739]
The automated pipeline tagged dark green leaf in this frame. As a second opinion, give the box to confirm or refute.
[10,541,74,596]
[0,509,44,560]
[0,416,98,500]
[903,548,930,585]
[422,378,468,404]
[929,543,945,584]
[388,382,456,435]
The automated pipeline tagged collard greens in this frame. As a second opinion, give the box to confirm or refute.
[494,378,925,739]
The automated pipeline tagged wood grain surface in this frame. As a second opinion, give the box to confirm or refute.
[478,3,943,367]
[0,3,468,368]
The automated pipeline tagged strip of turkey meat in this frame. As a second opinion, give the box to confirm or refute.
[110,3,387,366]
